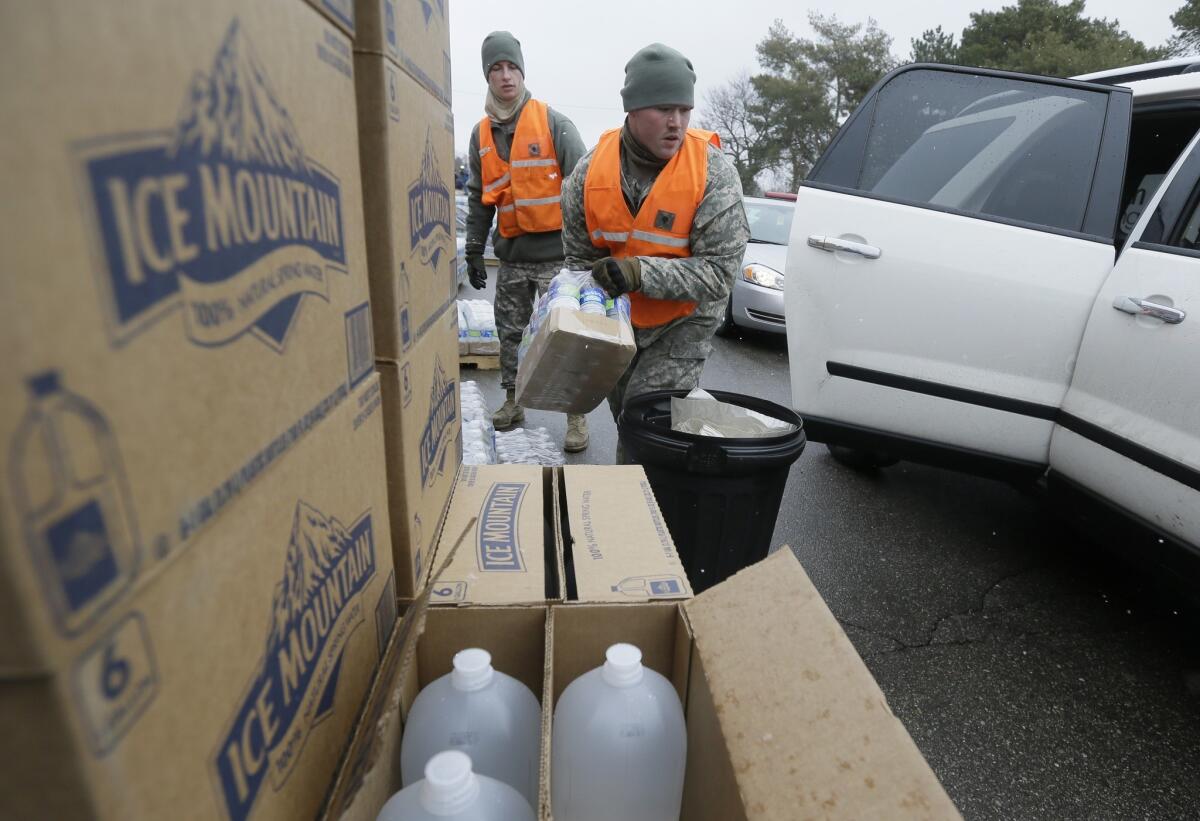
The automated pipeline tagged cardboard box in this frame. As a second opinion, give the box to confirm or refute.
[515,307,637,414]
[1,374,398,821]
[355,55,457,359]
[559,465,691,602]
[428,464,692,607]
[0,0,374,672]
[430,465,555,606]
[376,304,462,597]
[354,0,452,105]
[304,0,356,38]
[320,550,961,820]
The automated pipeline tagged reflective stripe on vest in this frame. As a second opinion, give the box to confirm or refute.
[583,127,719,328]
[478,99,564,238]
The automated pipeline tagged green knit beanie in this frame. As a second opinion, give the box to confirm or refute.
[481,31,524,78]
[621,43,696,112]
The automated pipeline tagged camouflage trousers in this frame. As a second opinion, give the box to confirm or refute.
[607,316,715,422]
[496,259,561,389]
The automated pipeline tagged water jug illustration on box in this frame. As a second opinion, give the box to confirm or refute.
[214,501,376,821]
[609,575,685,599]
[9,371,140,636]
[78,19,346,352]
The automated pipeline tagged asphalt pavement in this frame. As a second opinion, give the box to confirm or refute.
[457,277,1200,819]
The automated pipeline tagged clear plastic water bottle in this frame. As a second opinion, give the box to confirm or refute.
[547,279,581,313]
[579,285,608,315]
[551,643,686,821]
[377,750,535,821]
[400,649,542,806]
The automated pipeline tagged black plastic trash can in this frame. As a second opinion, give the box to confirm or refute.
[618,389,805,592]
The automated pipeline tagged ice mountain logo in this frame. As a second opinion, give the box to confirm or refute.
[419,356,457,488]
[408,128,452,274]
[214,502,376,821]
[417,0,446,26]
[80,19,346,352]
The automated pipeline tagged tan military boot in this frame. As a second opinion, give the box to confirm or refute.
[492,389,525,430]
[564,413,589,453]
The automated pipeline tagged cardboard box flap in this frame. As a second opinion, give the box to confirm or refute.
[683,550,961,819]
[428,465,557,605]
[561,466,692,603]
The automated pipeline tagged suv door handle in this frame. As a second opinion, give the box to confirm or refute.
[1112,296,1186,324]
[807,235,881,259]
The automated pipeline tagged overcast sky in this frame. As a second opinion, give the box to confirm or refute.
[448,0,1179,155]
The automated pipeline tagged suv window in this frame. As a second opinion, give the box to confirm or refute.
[1115,109,1200,247]
[815,68,1112,234]
[1135,137,1200,255]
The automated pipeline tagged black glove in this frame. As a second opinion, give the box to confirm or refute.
[466,253,487,290]
[591,256,642,297]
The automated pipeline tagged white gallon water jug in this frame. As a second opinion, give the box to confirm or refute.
[377,750,535,821]
[400,648,541,805]
[551,643,686,821]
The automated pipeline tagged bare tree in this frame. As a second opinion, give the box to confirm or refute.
[699,72,765,196]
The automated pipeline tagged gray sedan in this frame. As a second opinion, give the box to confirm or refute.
[719,195,795,336]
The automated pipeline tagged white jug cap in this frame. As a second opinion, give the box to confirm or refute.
[602,643,644,687]
[452,648,494,692]
[419,751,481,814]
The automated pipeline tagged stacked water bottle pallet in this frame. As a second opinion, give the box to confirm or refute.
[459,354,501,370]
[321,465,961,821]
[458,299,501,369]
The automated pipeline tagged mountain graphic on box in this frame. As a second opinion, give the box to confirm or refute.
[267,502,350,647]
[171,19,308,175]
[217,499,375,821]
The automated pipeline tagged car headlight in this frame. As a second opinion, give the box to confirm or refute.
[743,263,784,290]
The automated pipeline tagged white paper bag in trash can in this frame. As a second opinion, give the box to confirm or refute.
[670,388,799,438]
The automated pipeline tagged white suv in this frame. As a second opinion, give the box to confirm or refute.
[785,61,1200,585]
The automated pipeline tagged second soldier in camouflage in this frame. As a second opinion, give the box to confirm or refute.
[465,31,590,452]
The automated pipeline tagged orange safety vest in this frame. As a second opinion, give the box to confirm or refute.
[478,99,563,238]
[583,127,720,328]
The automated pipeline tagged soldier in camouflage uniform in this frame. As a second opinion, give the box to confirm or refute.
[561,44,749,447]
[465,31,590,451]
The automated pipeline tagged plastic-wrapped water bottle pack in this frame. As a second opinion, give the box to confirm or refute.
[459,381,497,465]
[517,269,630,366]
[494,427,565,467]
[457,299,500,355]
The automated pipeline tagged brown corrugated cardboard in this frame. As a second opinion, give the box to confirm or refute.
[680,551,959,819]
[560,465,692,603]
[321,549,960,820]
[0,0,373,673]
[428,465,553,605]
[304,0,356,38]
[1,374,398,821]
[354,55,457,359]
[515,307,637,414]
[353,0,452,105]
[428,464,690,606]
[376,304,462,598]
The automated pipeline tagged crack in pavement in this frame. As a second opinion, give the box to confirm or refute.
[835,562,1158,658]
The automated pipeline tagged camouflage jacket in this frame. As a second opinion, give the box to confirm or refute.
[465,99,585,264]
[561,138,749,349]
